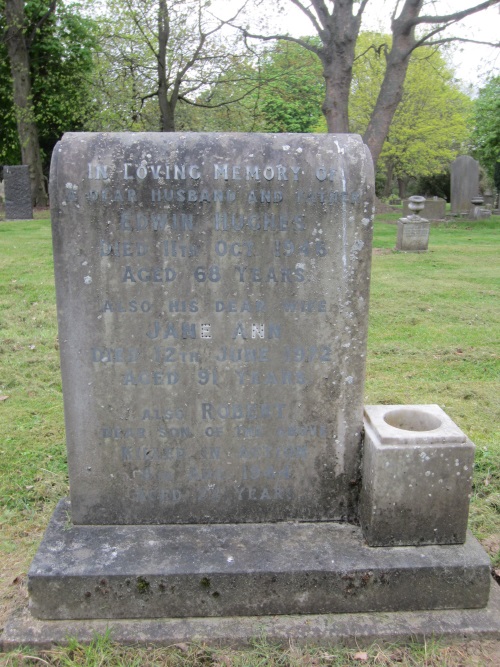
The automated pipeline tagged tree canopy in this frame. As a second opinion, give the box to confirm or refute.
[2,0,498,204]
[471,76,500,181]
[85,0,252,132]
[244,0,499,167]
[1,0,97,201]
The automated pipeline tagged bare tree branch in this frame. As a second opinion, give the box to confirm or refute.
[241,29,322,55]
[288,0,324,35]
[357,0,371,17]
[353,42,388,63]
[179,82,266,109]
[419,36,500,49]
[412,0,500,27]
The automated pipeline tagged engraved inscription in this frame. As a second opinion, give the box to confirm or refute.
[52,132,373,524]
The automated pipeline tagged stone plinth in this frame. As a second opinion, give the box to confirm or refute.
[396,220,430,252]
[4,587,500,649]
[27,500,490,620]
[4,165,33,220]
[359,405,474,547]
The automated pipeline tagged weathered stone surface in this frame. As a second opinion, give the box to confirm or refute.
[403,197,445,220]
[49,132,374,525]
[360,405,475,547]
[396,220,430,252]
[451,156,479,215]
[27,499,490,620]
[4,165,33,220]
[5,583,500,650]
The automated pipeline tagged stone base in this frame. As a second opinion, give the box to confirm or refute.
[24,500,491,621]
[3,585,500,650]
[396,219,430,252]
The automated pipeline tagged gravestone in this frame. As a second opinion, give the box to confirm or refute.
[4,132,498,647]
[451,156,479,215]
[4,165,33,220]
[403,197,445,220]
[396,196,430,252]
[483,190,494,208]
[50,132,373,525]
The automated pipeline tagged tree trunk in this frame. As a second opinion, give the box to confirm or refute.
[383,162,394,198]
[321,56,353,133]
[320,1,363,133]
[159,95,176,132]
[397,177,407,199]
[157,0,178,131]
[363,0,423,168]
[5,0,48,206]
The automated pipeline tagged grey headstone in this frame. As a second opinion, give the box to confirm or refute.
[50,132,374,525]
[396,197,430,252]
[396,220,430,252]
[483,191,494,208]
[450,156,479,215]
[403,197,445,220]
[4,165,33,220]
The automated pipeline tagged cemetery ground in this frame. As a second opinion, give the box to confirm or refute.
[0,210,499,666]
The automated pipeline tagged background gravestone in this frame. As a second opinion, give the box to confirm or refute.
[396,196,430,252]
[50,132,374,525]
[450,156,479,215]
[4,165,33,220]
[403,197,445,220]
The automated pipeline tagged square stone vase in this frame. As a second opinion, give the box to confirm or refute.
[360,405,474,547]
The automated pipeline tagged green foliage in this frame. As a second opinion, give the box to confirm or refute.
[349,32,389,134]
[415,171,451,200]
[349,35,472,191]
[381,50,471,185]
[312,34,471,196]
[0,0,97,172]
[171,57,269,133]
[257,41,324,133]
[161,39,324,134]
[85,0,248,132]
[472,76,500,180]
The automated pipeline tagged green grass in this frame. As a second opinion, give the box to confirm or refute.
[1,212,499,664]
[4,635,494,667]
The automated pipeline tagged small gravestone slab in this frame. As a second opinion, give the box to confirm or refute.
[4,165,33,220]
[396,221,430,251]
[50,132,374,525]
[451,156,479,215]
[396,196,430,252]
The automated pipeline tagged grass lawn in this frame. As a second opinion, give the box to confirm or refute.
[0,211,499,665]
